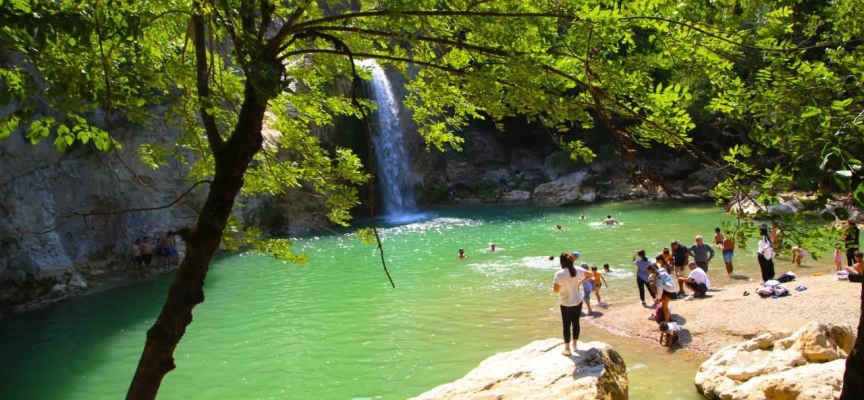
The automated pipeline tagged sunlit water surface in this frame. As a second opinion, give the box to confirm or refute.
[1,203,766,399]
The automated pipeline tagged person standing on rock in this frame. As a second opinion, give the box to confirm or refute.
[161,231,180,267]
[757,225,775,283]
[140,236,154,277]
[688,235,714,272]
[842,219,860,267]
[130,238,144,279]
[553,253,591,357]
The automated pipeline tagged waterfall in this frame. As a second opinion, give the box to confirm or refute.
[360,60,421,222]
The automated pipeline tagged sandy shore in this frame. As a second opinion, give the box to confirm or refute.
[588,264,862,355]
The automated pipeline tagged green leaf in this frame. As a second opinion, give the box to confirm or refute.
[801,107,821,118]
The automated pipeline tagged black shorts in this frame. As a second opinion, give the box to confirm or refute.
[661,290,676,300]
[686,281,708,293]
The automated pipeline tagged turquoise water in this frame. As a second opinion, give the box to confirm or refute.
[0,203,751,399]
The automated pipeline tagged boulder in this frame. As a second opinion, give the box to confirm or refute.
[532,172,596,206]
[767,198,806,216]
[695,322,854,400]
[410,339,628,400]
[500,190,531,204]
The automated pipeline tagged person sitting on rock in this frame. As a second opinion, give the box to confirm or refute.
[659,321,681,347]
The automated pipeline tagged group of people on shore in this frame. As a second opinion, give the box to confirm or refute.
[461,214,861,355]
[631,236,715,330]
[129,231,181,278]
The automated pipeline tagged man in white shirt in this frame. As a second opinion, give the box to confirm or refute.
[679,261,710,299]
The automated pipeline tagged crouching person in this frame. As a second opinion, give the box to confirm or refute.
[659,321,681,347]
[679,261,710,300]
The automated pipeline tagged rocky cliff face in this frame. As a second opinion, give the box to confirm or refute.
[0,108,347,312]
[0,111,200,310]
[424,123,719,207]
[410,338,628,400]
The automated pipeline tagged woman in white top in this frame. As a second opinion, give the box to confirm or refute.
[757,225,775,283]
[553,252,591,356]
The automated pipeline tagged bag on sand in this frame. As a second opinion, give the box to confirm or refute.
[777,272,796,283]
[756,286,775,297]
[773,285,789,296]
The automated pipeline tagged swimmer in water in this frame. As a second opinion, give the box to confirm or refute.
[603,215,619,226]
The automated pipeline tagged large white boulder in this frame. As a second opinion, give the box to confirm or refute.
[532,172,596,206]
[411,338,628,400]
[695,322,854,400]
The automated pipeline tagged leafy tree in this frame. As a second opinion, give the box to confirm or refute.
[1,0,863,399]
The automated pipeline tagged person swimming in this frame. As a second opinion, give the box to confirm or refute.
[458,248,467,259]
[603,215,619,226]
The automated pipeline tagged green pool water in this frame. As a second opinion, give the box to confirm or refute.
[1,203,761,399]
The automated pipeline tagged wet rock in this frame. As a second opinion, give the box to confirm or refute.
[67,273,88,289]
[51,284,67,292]
[695,322,853,400]
[410,338,628,400]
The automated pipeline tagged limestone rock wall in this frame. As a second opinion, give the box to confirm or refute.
[410,338,628,400]
[0,113,199,308]
[694,321,855,400]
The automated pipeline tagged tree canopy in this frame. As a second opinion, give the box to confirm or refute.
[1,0,863,399]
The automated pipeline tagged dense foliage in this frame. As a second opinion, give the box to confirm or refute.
[1,0,863,399]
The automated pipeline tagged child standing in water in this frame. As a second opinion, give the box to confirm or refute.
[581,263,594,315]
[713,227,725,247]
[590,265,608,305]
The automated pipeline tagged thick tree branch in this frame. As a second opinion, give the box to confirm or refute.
[192,11,224,151]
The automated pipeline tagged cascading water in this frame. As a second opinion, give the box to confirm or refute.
[360,60,424,223]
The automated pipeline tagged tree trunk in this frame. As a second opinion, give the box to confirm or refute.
[840,282,864,399]
[126,83,266,400]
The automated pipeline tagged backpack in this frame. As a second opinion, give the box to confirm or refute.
[777,272,796,283]
[773,285,789,296]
